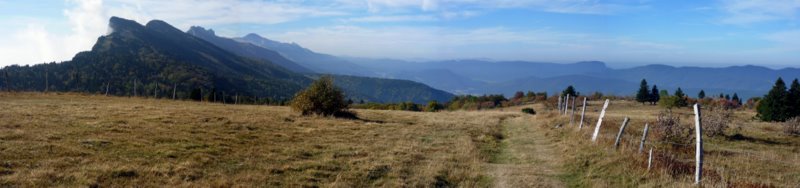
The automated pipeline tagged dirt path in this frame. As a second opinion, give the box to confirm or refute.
[487,115,565,188]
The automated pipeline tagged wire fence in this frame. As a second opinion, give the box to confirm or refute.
[553,98,799,185]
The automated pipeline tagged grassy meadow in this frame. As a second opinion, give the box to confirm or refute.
[1,92,798,187]
[0,92,518,187]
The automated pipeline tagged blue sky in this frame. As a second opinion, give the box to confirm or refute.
[1,0,799,68]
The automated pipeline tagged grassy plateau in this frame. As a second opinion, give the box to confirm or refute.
[1,92,798,187]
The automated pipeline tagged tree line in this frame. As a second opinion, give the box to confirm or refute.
[757,78,800,122]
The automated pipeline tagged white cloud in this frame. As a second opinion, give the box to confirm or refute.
[719,0,800,25]
[0,0,105,67]
[355,0,645,15]
[104,0,348,29]
[342,15,438,23]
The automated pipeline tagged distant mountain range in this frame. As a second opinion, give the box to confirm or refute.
[1,16,796,102]
[349,58,800,99]
[243,39,797,99]
[0,17,454,104]
[234,34,376,77]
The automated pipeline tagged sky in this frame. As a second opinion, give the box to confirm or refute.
[0,0,799,68]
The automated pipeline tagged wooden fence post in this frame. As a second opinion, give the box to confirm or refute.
[172,84,177,100]
[105,82,110,96]
[614,117,630,149]
[592,99,610,142]
[694,103,704,185]
[579,97,587,129]
[647,148,653,171]
[564,94,570,115]
[639,123,649,153]
[558,96,562,112]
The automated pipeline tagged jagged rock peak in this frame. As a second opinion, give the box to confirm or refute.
[187,26,216,37]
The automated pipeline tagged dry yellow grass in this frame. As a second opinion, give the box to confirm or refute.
[0,92,520,187]
[2,93,797,187]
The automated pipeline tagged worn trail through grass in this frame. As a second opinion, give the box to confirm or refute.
[487,115,565,188]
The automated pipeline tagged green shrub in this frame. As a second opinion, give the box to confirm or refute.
[425,101,444,112]
[521,108,536,115]
[290,76,352,117]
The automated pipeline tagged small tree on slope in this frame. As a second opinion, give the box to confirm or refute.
[636,79,650,104]
[290,76,351,117]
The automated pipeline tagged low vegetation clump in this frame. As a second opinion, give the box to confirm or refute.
[424,101,444,112]
[521,108,536,115]
[785,117,800,136]
[658,88,689,109]
[447,94,509,110]
[352,102,422,111]
[446,91,547,110]
[702,109,731,137]
[652,111,693,147]
[290,76,353,117]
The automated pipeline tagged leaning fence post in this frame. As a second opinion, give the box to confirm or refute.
[647,147,653,171]
[579,97,587,129]
[565,94,570,115]
[172,84,177,100]
[591,99,610,142]
[614,117,630,149]
[639,123,649,153]
[559,94,569,116]
[694,103,703,185]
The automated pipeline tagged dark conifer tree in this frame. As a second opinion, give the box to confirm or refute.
[758,78,789,121]
[650,85,660,105]
[636,79,650,104]
[698,90,706,99]
[674,87,687,107]
[788,79,800,118]
[732,93,741,105]
[562,85,577,97]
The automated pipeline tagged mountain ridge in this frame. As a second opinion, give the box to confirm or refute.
[0,17,455,104]
[235,34,377,77]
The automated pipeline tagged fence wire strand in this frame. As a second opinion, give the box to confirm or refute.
[557,101,799,185]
